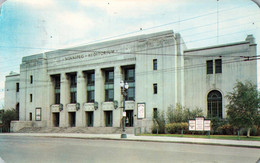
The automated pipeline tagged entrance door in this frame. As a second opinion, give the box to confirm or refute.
[86,111,94,127]
[53,113,60,127]
[104,111,113,127]
[68,112,76,127]
[126,110,134,127]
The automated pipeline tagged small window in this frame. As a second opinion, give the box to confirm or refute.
[153,108,158,118]
[30,94,33,102]
[206,60,213,74]
[215,59,222,73]
[153,83,157,94]
[30,75,33,84]
[153,59,157,70]
[29,112,32,121]
[16,83,19,92]
[35,108,41,121]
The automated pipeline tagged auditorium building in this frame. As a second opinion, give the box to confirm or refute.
[4,30,258,132]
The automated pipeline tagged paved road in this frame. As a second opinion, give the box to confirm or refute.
[0,136,259,163]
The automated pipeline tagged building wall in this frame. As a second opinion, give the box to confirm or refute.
[184,35,257,118]
[5,30,258,132]
[4,72,20,110]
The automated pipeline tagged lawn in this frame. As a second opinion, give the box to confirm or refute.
[139,134,260,141]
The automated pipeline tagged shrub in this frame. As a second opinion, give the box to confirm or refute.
[216,124,237,135]
[1,108,19,129]
[167,104,204,123]
[166,122,188,134]
[152,110,165,134]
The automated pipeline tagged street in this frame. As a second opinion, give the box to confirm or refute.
[0,135,259,163]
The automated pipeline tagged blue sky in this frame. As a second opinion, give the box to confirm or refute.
[0,0,259,107]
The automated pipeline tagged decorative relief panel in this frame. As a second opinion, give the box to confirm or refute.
[51,104,60,112]
[67,103,76,112]
[83,103,94,111]
[125,101,135,110]
[102,102,114,110]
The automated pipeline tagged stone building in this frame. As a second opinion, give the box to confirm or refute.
[4,30,258,132]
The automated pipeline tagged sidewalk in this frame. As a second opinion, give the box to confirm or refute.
[1,133,260,148]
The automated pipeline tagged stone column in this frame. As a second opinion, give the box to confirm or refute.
[76,71,86,127]
[94,68,104,127]
[60,73,69,127]
[47,76,55,127]
[113,66,122,127]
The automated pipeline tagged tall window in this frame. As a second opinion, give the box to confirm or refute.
[30,75,33,84]
[215,59,222,73]
[70,74,77,103]
[105,70,114,102]
[153,59,157,70]
[125,67,135,100]
[16,83,19,92]
[153,83,158,94]
[87,72,95,103]
[30,94,33,102]
[206,60,213,74]
[207,90,222,119]
[54,75,60,104]
[153,108,158,119]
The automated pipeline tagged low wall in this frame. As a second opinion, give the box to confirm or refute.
[10,121,47,132]
[10,121,33,132]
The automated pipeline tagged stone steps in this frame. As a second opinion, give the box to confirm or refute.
[17,127,135,134]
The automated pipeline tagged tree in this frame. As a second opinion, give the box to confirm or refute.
[226,81,260,137]
[1,108,19,129]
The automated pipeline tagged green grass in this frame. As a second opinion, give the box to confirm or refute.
[139,134,260,141]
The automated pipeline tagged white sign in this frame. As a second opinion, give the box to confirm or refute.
[122,112,126,117]
[35,108,41,121]
[189,120,196,131]
[195,117,204,131]
[137,103,145,119]
[204,120,211,131]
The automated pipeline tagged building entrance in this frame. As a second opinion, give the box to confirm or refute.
[104,111,113,127]
[53,113,60,127]
[126,110,134,127]
[68,112,76,127]
[86,111,94,127]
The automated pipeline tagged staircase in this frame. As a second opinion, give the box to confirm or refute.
[17,127,135,134]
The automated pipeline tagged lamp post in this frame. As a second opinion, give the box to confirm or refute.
[120,80,129,138]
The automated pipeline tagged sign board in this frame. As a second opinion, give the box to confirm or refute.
[188,120,196,131]
[195,117,204,131]
[137,103,145,119]
[189,117,211,131]
[35,107,41,121]
[122,112,126,117]
[204,120,211,131]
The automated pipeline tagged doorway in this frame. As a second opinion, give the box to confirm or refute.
[68,112,76,127]
[104,111,113,127]
[53,113,60,127]
[86,111,94,127]
[126,110,134,127]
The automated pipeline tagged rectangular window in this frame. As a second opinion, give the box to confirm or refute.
[153,59,157,70]
[70,74,77,103]
[153,83,157,94]
[87,72,95,103]
[125,67,135,101]
[29,112,32,121]
[153,108,158,119]
[16,83,19,92]
[54,75,60,104]
[30,75,33,84]
[215,59,222,73]
[30,94,33,102]
[206,60,213,74]
[105,70,114,102]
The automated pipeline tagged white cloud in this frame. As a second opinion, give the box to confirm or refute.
[14,0,54,8]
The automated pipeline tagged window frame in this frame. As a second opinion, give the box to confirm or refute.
[153,83,158,94]
[215,59,222,74]
[104,70,114,102]
[153,59,157,70]
[206,60,213,74]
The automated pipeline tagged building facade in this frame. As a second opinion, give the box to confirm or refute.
[4,30,258,132]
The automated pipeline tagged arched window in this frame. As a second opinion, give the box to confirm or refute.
[207,90,222,119]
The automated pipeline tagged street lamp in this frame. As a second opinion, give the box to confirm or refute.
[120,80,129,138]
